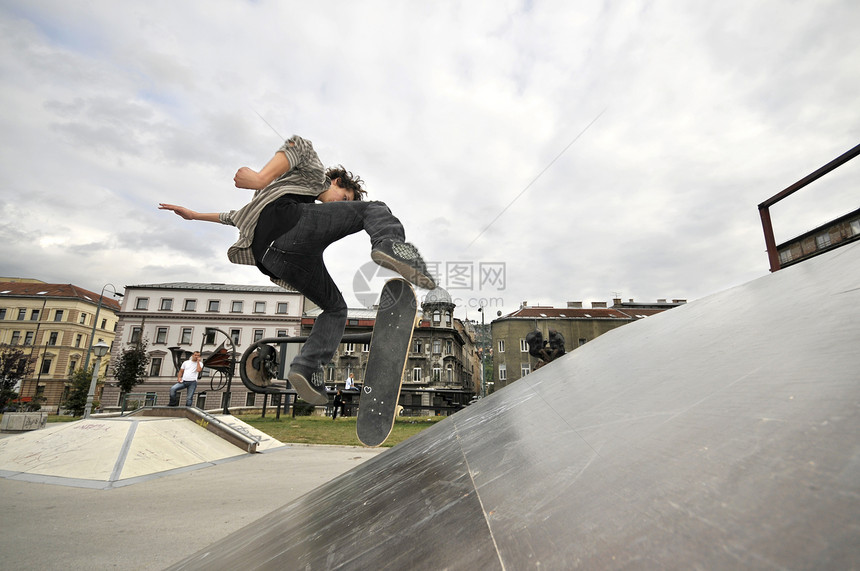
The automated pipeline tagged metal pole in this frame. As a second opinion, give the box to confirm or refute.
[82,284,120,372]
[83,354,102,419]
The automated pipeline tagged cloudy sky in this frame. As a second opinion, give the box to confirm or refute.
[1,0,857,320]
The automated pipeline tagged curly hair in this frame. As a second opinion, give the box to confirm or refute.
[326,165,368,201]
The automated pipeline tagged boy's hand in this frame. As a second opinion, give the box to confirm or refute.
[234,167,263,190]
[158,203,197,220]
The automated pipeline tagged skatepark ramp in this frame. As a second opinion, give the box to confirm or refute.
[0,408,283,489]
[170,241,860,569]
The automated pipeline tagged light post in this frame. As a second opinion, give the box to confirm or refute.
[478,304,486,398]
[82,284,123,373]
[83,340,110,419]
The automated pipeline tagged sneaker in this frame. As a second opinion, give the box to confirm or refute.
[371,239,437,289]
[287,364,329,405]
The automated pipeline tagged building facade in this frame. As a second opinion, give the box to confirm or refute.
[0,279,121,410]
[777,207,860,268]
[491,298,685,390]
[101,282,304,411]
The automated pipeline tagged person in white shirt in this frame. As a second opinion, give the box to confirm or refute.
[345,372,356,391]
[169,351,203,407]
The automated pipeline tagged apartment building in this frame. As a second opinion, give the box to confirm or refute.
[101,282,303,411]
[0,279,120,409]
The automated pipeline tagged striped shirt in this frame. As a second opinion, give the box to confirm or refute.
[218,135,328,289]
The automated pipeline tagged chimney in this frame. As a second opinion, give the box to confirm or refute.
[521,301,528,308]
[612,298,622,306]
[567,301,582,308]
[591,301,607,308]
[672,299,687,304]
[658,299,667,304]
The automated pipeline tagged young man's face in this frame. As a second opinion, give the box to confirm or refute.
[192,352,200,361]
[318,179,355,202]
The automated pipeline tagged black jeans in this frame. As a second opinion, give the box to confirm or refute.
[259,200,405,371]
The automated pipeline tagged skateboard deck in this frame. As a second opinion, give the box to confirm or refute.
[356,278,418,446]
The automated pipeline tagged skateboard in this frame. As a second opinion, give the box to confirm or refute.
[356,278,418,446]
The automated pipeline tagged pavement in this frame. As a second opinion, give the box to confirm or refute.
[0,430,384,570]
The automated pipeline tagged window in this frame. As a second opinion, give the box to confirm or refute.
[40,359,52,375]
[816,233,832,249]
[160,298,173,311]
[24,331,34,345]
[520,339,528,352]
[276,329,287,337]
[10,331,20,345]
[54,309,64,321]
[0,309,5,320]
[149,357,163,377]
[433,311,441,324]
[17,309,26,320]
[521,364,531,377]
[204,329,216,345]
[68,360,78,375]
[155,327,168,344]
[433,340,441,354]
[253,329,264,342]
[433,367,441,382]
[444,312,451,327]
[208,300,220,312]
[135,297,149,310]
[75,334,82,348]
[231,301,243,313]
[254,301,266,313]
[779,249,793,265]
[363,343,370,353]
[196,393,206,409]
[851,220,860,236]
[184,299,197,311]
[48,332,59,346]
[344,343,355,354]
[79,312,87,325]
[498,340,506,353]
[230,329,241,345]
[30,309,40,321]
[130,327,142,344]
[245,393,257,406]
[499,363,507,381]
[446,340,453,354]
[412,367,423,382]
[446,365,453,383]
[276,302,289,314]
[180,328,192,345]
[414,339,423,353]
[101,318,107,329]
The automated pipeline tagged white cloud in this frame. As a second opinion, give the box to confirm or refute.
[1,0,858,319]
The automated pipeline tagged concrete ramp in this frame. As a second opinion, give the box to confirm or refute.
[0,413,283,489]
[170,241,860,570]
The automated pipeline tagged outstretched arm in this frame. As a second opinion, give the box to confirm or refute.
[233,151,291,190]
[158,204,222,223]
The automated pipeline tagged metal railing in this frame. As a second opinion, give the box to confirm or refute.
[759,143,860,272]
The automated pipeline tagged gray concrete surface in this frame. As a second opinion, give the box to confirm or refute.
[0,444,384,570]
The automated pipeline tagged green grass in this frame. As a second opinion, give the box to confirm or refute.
[234,414,445,447]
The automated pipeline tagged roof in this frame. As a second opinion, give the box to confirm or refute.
[305,307,378,320]
[501,307,630,320]
[498,304,679,321]
[0,282,121,311]
[126,282,295,294]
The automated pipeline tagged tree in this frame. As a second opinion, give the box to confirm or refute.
[0,345,35,409]
[113,340,150,395]
[62,368,94,417]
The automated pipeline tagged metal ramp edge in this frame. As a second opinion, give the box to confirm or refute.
[128,407,261,453]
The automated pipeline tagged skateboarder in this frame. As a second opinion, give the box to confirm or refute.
[159,135,435,405]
